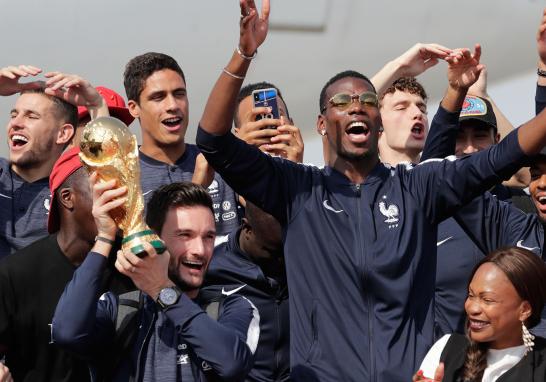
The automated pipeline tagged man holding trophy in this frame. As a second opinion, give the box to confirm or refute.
[52,116,259,381]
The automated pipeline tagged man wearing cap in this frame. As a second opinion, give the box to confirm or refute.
[0,66,108,256]
[0,148,133,382]
[454,94,500,156]
[71,86,134,148]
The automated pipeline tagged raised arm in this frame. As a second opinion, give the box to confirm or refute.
[371,43,451,95]
[52,175,127,356]
[466,67,513,139]
[200,0,270,136]
[537,8,546,114]
[420,45,484,161]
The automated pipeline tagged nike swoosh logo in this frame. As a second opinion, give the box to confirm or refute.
[323,199,343,213]
[221,284,246,296]
[437,236,453,247]
[516,240,540,252]
[0,192,12,199]
[142,190,153,196]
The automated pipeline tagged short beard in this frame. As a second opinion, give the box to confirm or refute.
[10,138,55,169]
[168,267,199,294]
[337,145,378,163]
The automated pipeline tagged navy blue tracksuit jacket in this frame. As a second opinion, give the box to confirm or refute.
[419,84,545,337]
[197,107,527,381]
[200,229,290,381]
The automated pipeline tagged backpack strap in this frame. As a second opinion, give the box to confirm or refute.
[99,290,143,382]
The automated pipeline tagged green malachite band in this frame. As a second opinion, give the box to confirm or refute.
[122,230,155,243]
[130,240,166,255]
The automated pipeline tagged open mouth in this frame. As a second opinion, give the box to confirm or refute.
[10,134,29,148]
[468,319,490,330]
[181,259,204,271]
[345,121,370,143]
[346,121,369,135]
[538,196,546,206]
[410,123,425,139]
[162,116,183,131]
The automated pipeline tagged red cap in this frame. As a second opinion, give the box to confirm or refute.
[47,147,84,233]
[77,86,134,127]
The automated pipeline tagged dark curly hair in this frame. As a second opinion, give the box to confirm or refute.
[379,77,427,105]
[123,52,185,103]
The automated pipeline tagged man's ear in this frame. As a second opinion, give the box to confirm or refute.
[241,217,252,238]
[316,114,326,136]
[56,123,75,145]
[127,100,140,119]
[495,132,501,144]
[58,188,74,210]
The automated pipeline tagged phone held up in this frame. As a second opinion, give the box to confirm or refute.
[252,88,280,129]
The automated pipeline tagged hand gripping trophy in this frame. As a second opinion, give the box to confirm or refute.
[79,116,166,256]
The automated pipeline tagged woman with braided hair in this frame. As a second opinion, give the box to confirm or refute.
[414,247,546,381]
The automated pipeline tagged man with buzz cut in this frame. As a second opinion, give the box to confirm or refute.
[0,66,108,256]
[195,1,546,380]
[122,53,240,239]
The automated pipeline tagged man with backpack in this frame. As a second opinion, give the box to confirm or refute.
[52,181,259,381]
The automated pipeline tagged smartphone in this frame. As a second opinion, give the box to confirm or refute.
[252,88,280,128]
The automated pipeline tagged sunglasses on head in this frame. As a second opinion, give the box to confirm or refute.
[321,92,379,113]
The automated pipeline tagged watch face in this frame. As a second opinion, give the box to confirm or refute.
[159,287,179,306]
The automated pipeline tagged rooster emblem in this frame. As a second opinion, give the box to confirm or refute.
[379,201,399,224]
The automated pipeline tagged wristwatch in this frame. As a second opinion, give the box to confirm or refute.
[156,285,182,309]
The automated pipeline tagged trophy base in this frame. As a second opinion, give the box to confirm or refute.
[122,229,166,258]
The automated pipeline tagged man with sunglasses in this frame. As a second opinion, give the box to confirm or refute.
[196,1,546,380]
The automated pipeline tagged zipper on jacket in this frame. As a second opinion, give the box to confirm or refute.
[135,308,157,380]
[274,297,281,380]
[354,183,375,381]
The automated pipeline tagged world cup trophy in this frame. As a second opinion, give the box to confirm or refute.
[79,116,166,257]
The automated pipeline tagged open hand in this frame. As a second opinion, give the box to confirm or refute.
[44,72,105,110]
[0,65,43,96]
[396,43,452,77]
[239,0,270,56]
[445,44,484,90]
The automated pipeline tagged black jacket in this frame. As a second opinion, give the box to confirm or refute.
[200,229,290,381]
[440,333,546,381]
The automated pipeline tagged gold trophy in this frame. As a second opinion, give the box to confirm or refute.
[79,116,166,257]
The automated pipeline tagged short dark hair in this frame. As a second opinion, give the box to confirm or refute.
[379,77,427,104]
[146,182,213,234]
[234,81,290,127]
[123,52,186,103]
[319,70,376,113]
[21,88,78,128]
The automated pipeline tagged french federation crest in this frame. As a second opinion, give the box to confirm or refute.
[379,195,400,228]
